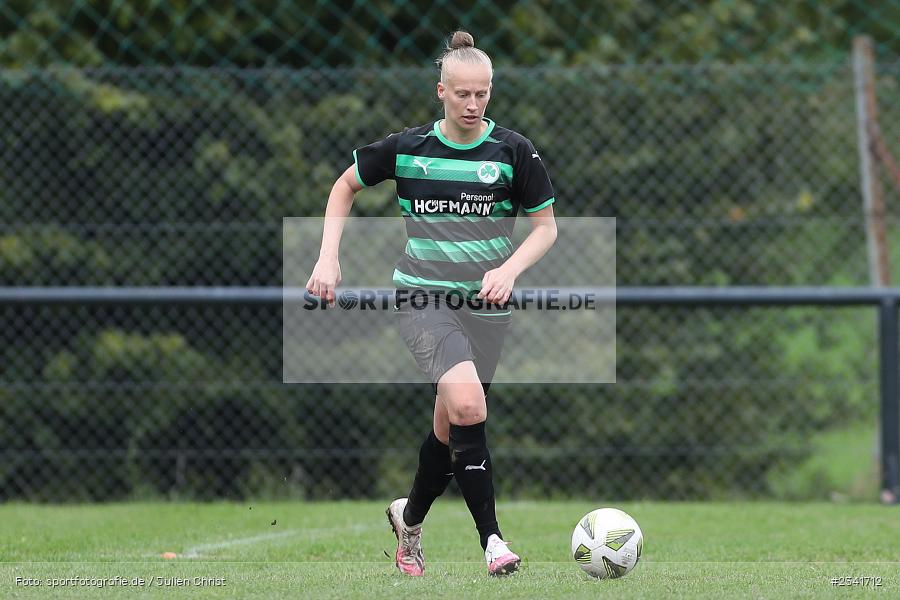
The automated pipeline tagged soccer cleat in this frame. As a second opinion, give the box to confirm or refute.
[385,498,425,576]
[485,533,520,576]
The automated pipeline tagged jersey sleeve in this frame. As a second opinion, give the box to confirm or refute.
[353,132,399,187]
[513,137,555,213]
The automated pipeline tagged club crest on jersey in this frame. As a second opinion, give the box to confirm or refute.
[477,161,501,184]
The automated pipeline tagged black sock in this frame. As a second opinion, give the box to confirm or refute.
[404,431,453,526]
[449,421,502,550]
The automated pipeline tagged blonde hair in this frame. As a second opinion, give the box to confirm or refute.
[436,31,493,82]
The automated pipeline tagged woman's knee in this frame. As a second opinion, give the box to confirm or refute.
[445,391,487,425]
[437,362,487,425]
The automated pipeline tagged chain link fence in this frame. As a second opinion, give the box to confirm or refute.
[3,60,897,501]
[4,0,900,502]
[2,1,900,66]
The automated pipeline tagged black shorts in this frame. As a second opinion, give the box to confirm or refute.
[394,294,511,396]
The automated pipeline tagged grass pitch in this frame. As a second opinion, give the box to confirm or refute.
[2,500,898,599]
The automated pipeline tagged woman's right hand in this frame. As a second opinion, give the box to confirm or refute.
[306,257,342,307]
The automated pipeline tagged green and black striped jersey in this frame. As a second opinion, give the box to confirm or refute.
[353,118,555,293]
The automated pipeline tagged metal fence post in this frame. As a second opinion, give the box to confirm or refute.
[879,298,900,504]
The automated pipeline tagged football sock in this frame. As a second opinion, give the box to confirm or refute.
[449,421,502,550]
[404,430,454,527]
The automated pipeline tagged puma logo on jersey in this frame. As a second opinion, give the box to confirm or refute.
[465,460,487,471]
[413,158,433,175]
[532,153,540,159]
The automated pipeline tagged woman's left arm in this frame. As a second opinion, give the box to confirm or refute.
[479,205,558,304]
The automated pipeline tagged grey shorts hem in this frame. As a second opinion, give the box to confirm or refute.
[395,302,509,396]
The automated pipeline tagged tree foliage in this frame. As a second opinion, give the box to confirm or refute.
[0,2,893,499]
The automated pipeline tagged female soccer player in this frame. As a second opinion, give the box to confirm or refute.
[306,31,557,577]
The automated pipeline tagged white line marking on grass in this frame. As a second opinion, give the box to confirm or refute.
[182,523,381,559]
[182,529,303,558]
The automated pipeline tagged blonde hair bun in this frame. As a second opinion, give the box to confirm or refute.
[436,30,492,78]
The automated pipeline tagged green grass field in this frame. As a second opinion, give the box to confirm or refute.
[2,500,898,599]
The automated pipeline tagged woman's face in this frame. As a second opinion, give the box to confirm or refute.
[437,62,493,133]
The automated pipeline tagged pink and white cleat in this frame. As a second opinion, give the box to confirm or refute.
[386,498,425,576]
[485,533,520,576]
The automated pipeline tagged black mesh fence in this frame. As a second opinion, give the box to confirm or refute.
[2,63,896,500]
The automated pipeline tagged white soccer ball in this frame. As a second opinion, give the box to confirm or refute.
[571,508,643,579]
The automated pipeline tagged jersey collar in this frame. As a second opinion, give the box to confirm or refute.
[434,118,495,150]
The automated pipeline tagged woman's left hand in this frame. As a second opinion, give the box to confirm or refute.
[478,266,517,305]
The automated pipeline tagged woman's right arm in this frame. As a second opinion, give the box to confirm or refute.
[306,165,364,306]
